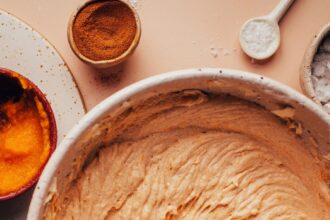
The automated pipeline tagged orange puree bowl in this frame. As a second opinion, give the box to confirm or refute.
[0,67,57,200]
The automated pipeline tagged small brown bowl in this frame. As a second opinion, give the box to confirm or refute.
[300,23,330,108]
[0,67,57,200]
[67,0,141,69]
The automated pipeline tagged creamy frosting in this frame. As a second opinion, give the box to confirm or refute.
[44,90,330,219]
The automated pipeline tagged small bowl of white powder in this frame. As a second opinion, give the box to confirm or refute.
[300,23,330,114]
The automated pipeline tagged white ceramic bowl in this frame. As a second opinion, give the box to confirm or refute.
[28,68,330,219]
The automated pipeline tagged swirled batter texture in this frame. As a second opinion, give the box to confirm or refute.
[45,91,330,220]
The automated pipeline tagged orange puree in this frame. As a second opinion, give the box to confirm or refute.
[0,93,50,196]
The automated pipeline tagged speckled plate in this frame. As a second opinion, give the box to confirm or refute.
[0,9,86,220]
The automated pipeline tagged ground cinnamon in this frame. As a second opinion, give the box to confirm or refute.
[72,0,137,61]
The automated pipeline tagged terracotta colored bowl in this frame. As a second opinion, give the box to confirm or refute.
[300,23,330,109]
[67,0,141,69]
[28,68,329,219]
[0,67,57,200]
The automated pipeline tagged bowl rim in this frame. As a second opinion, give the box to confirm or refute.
[300,23,330,108]
[0,67,57,201]
[67,0,142,68]
[27,68,330,219]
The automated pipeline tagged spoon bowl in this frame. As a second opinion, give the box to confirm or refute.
[240,17,280,60]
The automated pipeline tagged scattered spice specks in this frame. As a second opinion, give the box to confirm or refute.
[223,49,231,56]
[210,47,218,58]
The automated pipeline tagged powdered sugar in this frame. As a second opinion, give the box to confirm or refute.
[241,20,277,57]
[129,0,138,8]
[311,34,330,113]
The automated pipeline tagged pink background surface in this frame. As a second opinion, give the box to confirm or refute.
[1,0,330,110]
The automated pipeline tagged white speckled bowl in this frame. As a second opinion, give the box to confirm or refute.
[28,68,330,219]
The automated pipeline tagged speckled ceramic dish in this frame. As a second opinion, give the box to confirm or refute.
[300,23,330,111]
[0,9,86,220]
[28,68,329,219]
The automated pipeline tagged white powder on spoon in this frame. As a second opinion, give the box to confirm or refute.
[311,34,330,113]
[241,20,278,56]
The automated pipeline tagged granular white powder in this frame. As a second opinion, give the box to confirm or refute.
[241,20,277,56]
[129,0,138,8]
[311,34,330,114]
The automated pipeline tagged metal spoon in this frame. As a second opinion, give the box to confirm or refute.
[239,0,295,60]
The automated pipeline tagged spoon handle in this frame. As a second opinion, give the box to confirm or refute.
[269,0,295,23]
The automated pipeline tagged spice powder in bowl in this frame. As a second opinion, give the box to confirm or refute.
[69,0,140,67]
